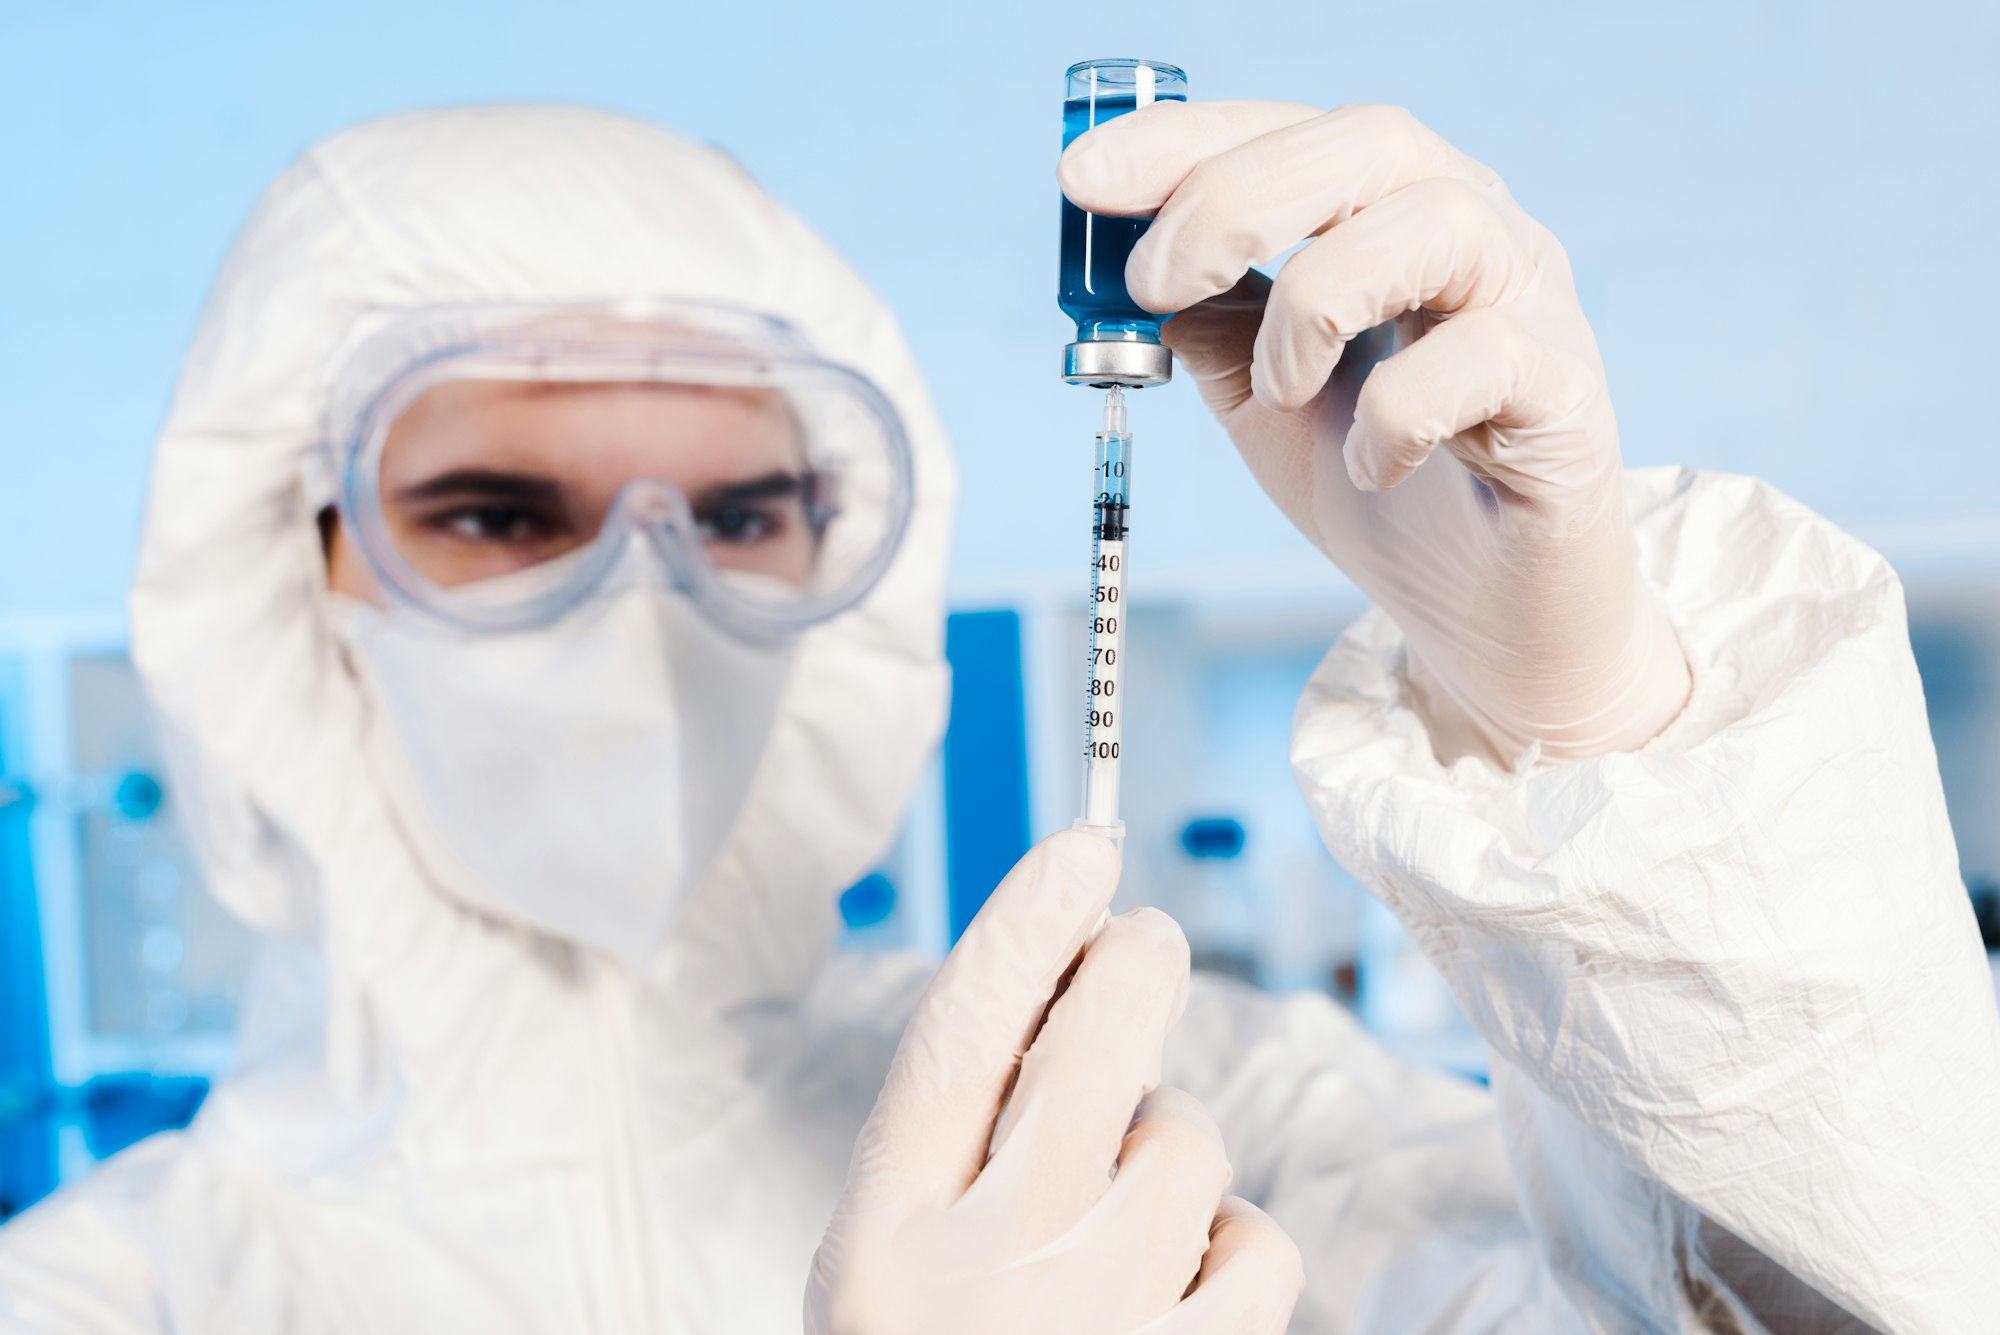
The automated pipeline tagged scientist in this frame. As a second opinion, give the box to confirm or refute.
[0,98,1994,1335]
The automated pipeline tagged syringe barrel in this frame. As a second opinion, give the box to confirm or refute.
[1080,404,1131,832]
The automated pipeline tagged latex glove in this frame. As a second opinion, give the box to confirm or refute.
[806,830,1303,1335]
[1061,102,1691,764]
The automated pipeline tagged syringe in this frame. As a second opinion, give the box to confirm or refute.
[1075,386,1130,839]
[1057,58,1182,843]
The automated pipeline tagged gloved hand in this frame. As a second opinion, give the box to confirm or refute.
[805,830,1303,1335]
[1060,102,1691,764]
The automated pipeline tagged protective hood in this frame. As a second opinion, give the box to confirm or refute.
[129,105,955,1032]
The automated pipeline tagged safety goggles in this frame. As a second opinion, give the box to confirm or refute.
[324,300,914,640]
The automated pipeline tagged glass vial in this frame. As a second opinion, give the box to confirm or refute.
[1059,58,1187,387]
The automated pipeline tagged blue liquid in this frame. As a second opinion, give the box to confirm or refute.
[1059,92,1185,343]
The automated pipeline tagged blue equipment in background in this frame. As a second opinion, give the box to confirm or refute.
[1,671,58,1221]
[942,611,1033,943]
[1179,817,1246,860]
[838,872,897,930]
[0,643,248,1220]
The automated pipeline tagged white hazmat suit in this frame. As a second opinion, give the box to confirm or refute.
[2,104,1998,1334]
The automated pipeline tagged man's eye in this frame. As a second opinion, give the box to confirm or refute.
[438,505,554,544]
[698,505,781,545]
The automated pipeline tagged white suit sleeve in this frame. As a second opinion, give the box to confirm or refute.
[1166,975,1571,1334]
[1289,467,2000,1333]
[0,1143,181,1333]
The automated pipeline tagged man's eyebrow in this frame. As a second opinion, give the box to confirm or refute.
[689,471,810,508]
[393,469,565,506]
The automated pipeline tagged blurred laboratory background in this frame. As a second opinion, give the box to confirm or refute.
[3,0,1997,1219]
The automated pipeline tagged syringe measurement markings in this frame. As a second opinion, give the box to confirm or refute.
[1080,424,1129,829]
[1085,519,1124,764]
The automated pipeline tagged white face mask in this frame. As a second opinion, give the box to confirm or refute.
[329,566,798,964]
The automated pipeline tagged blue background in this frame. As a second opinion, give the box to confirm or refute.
[2,0,1997,618]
